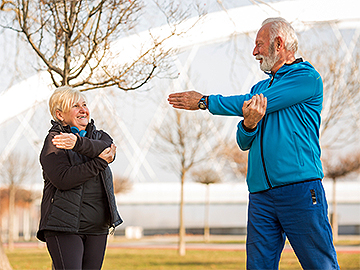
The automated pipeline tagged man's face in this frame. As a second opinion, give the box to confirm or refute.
[253,24,280,72]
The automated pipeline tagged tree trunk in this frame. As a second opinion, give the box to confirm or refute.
[0,235,13,270]
[8,186,15,250]
[23,208,31,241]
[204,184,210,242]
[331,178,338,243]
[178,173,186,256]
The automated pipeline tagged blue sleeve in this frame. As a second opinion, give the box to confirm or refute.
[208,68,321,116]
[236,120,259,151]
[208,93,252,117]
[263,70,321,113]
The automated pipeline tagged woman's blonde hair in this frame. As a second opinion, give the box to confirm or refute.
[49,86,86,122]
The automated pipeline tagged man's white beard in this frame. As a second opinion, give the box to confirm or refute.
[256,43,280,72]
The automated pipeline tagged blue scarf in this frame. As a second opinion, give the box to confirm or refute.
[70,126,87,137]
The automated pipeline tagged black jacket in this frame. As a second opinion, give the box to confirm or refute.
[37,120,122,242]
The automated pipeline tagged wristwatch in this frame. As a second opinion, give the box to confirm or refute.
[197,96,208,110]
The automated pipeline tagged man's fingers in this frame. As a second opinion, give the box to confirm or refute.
[263,97,268,110]
[245,94,260,108]
[171,103,187,109]
[168,93,186,108]
[168,92,184,98]
[168,90,202,110]
[251,94,267,111]
[169,92,185,99]
[258,94,267,111]
[168,92,187,102]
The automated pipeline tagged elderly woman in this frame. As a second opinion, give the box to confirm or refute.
[37,86,122,270]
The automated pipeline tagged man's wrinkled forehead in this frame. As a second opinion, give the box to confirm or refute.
[256,23,271,41]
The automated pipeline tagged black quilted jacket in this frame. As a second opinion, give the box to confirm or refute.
[37,120,122,242]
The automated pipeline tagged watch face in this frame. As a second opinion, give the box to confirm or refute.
[198,101,206,110]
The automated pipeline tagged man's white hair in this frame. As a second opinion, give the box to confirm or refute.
[262,17,298,53]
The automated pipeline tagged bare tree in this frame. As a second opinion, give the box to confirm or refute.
[0,190,12,270]
[219,140,248,179]
[0,187,38,270]
[192,168,220,242]
[0,152,37,250]
[0,0,204,91]
[301,43,360,148]
[301,41,360,242]
[113,175,132,194]
[153,109,220,256]
[0,188,37,240]
[322,151,360,242]
[0,233,12,270]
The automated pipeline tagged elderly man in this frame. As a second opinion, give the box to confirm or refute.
[168,17,339,270]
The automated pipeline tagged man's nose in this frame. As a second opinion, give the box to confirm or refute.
[253,46,258,56]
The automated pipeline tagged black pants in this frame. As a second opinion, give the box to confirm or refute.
[45,234,108,270]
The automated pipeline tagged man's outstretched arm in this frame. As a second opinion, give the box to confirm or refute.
[168,90,251,116]
[168,90,203,110]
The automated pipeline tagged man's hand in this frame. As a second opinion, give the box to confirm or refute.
[98,144,116,164]
[168,90,203,110]
[52,133,77,149]
[242,94,267,129]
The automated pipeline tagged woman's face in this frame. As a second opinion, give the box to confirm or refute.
[57,97,90,131]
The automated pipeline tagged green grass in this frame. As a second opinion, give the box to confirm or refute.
[6,248,52,270]
[103,248,244,270]
[336,240,360,246]
[6,246,360,270]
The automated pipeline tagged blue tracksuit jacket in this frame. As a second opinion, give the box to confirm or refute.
[208,60,324,193]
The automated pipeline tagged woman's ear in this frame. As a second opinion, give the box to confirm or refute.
[56,110,63,122]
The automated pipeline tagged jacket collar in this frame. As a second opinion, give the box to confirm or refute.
[50,119,95,138]
[266,58,304,78]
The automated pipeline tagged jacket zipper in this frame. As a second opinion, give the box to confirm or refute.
[260,117,272,189]
[75,136,88,232]
[260,74,275,189]
[76,185,85,232]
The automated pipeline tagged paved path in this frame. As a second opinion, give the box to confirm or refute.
[8,235,360,253]
[106,235,360,253]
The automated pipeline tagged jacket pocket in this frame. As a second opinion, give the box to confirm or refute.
[293,132,304,166]
[46,188,82,231]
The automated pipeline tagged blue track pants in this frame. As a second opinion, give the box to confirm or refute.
[246,180,340,270]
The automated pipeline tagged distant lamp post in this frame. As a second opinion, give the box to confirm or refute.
[192,169,221,242]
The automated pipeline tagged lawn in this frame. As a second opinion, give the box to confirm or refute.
[6,246,360,270]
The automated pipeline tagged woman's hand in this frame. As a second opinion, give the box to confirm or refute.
[52,133,77,149]
[98,144,117,164]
